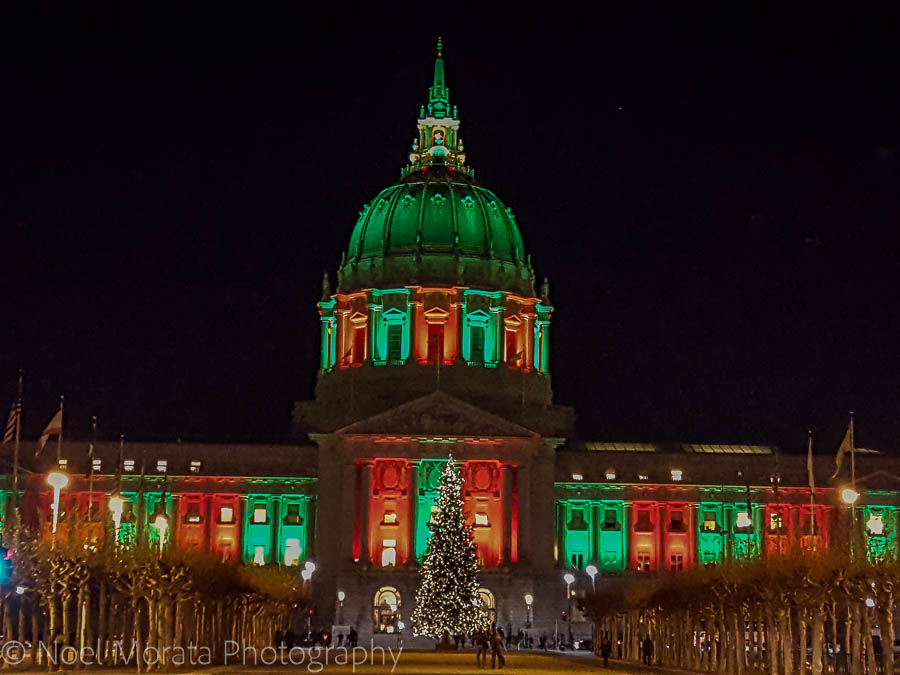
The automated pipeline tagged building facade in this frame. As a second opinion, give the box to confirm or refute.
[3,40,899,643]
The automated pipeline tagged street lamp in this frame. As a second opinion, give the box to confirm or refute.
[301,560,316,582]
[337,590,346,624]
[109,494,124,547]
[841,487,860,505]
[524,593,534,627]
[47,471,69,543]
[563,572,575,648]
[585,564,598,592]
[152,513,169,556]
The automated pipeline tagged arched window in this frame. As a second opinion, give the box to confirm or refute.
[373,587,402,633]
[477,588,496,625]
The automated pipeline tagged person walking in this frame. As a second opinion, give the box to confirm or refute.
[600,638,612,667]
[474,630,489,668]
[642,635,654,666]
[490,627,506,669]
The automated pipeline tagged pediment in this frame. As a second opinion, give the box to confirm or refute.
[336,391,539,439]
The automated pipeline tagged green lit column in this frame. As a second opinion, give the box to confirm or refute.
[407,462,418,565]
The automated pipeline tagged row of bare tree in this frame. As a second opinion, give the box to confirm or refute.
[581,553,898,675]
[0,527,308,671]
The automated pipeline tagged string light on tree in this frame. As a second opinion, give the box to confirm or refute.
[412,455,489,640]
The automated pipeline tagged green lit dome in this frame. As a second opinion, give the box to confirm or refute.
[338,172,535,296]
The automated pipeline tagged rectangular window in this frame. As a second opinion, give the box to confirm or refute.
[571,552,585,569]
[702,511,718,532]
[636,553,652,572]
[284,538,302,566]
[670,554,684,571]
[634,509,653,533]
[670,469,683,482]
[735,511,753,530]
[769,512,785,533]
[92,459,102,472]
[283,503,303,525]
[387,324,403,361]
[352,326,366,364]
[427,323,444,363]
[190,460,201,473]
[253,505,268,524]
[253,545,265,565]
[219,506,234,524]
[669,511,686,532]
[58,459,68,471]
[184,502,202,524]
[474,512,489,526]
[383,511,398,524]
[381,539,397,567]
[124,459,135,472]
[157,460,168,473]
[470,326,485,363]
[505,330,518,366]
[602,509,620,531]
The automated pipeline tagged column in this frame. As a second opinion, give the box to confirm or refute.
[407,461,419,564]
[501,464,513,563]
[359,462,371,564]
[240,495,250,564]
[306,496,317,559]
[517,464,530,563]
[341,463,357,563]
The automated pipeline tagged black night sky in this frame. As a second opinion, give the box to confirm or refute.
[2,3,898,454]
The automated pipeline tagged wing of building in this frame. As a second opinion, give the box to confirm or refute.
[4,39,899,644]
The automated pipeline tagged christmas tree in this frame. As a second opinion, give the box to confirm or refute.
[412,457,489,640]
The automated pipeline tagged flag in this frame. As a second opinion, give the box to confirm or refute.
[807,433,815,492]
[830,422,853,479]
[36,409,63,456]
[2,402,17,444]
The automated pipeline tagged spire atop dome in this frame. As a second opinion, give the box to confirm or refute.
[428,36,449,113]
[402,39,472,180]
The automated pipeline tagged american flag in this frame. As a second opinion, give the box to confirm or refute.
[2,402,17,444]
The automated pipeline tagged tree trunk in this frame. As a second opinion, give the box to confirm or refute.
[732,606,745,675]
[882,594,896,675]
[811,603,825,675]
[798,607,808,675]
[850,602,863,675]
[132,598,143,674]
[766,608,780,675]
[30,601,41,666]
[780,606,794,675]
[863,608,876,675]
[97,582,108,662]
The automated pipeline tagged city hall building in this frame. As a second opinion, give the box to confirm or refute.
[4,41,899,642]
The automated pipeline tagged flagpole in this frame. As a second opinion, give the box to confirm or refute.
[808,429,815,538]
[88,415,97,523]
[56,395,64,464]
[12,369,23,524]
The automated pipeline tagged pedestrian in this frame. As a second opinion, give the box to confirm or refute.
[600,638,612,667]
[475,630,489,668]
[539,634,546,650]
[348,626,358,648]
[490,627,506,669]
[337,632,344,647]
[642,635,654,666]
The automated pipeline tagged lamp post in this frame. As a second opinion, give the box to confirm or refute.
[301,561,316,641]
[47,471,69,545]
[109,494,124,549]
[841,486,861,560]
[152,513,169,556]
[524,593,534,628]
[337,590,345,625]
[585,564,598,592]
[563,572,575,649]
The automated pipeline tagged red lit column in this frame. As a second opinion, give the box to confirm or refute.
[501,465,512,563]
[359,462,371,563]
